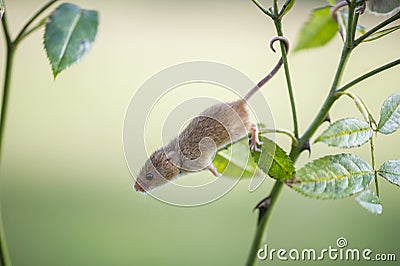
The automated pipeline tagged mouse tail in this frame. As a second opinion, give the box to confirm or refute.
[244,36,289,101]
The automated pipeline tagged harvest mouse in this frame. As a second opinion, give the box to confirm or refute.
[134,36,289,193]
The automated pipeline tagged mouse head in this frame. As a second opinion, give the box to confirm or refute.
[134,148,180,193]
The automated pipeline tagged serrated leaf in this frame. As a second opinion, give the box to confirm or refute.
[44,3,99,78]
[363,25,400,43]
[378,160,400,187]
[315,118,373,148]
[377,92,400,134]
[213,139,262,178]
[356,190,382,214]
[251,137,295,181]
[295,6,338,52]
[289,154,374,199]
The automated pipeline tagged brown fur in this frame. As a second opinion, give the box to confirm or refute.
[177,100,250,160]
[135,99,252,192]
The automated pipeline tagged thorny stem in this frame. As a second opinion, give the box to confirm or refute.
[246,1,389,265]
[299,1,360,148]
[247,2,400,264]
[246,2,300,265]
[245,181,283,266]
[247,3,400,263]
[0,1,60,265]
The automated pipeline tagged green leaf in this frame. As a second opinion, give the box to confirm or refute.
[294,6,338,52]
[44,3,99,78]
[377,92,400,134]
[315,118,373,148]
[213,139,262,178]
[251,137,295,181]
[280,0,296,18]
[289,154,374,199]
[363,25,400,43]
[378,160,400,187]
[356,190,382,215]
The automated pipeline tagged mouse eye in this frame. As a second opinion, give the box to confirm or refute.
[146,173,154,180]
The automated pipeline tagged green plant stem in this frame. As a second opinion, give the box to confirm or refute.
[260,128,298,145]
[335,91,371,122]
[1,8,10,46]
[369,136,379,196]
[299,3,360,148]
[245,181,283,266]
[14,18,47,46]
[0,12,13,266]
[246,10,301,266]
[298,44,353,149]
[273,0,278,14]
[13,0,59,45]
[0,1,60,265]
[338,58,400,92]
[354,11,400,47]
[345,1,355,48]
[246,3,399,264]
[274,20,299,139]
[250,0,272,18]
[246,4,361,265]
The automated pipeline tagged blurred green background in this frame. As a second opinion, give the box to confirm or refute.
[1,0,399,265]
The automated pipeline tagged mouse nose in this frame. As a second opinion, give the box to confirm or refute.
[134,182,146,193]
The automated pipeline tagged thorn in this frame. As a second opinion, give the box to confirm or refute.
[284,177,296,187]
[301,140,311,157]
[254,196,272,225]
[324,113,331,124]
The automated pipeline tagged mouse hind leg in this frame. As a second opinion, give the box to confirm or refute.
[207,162,222,177]
[249,125,263,152]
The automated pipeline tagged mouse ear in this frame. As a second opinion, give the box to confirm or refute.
[166,150,180,167]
